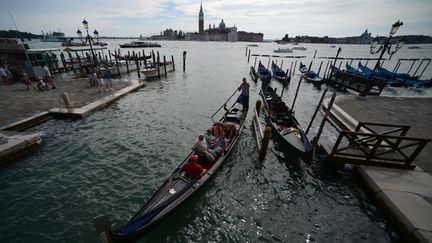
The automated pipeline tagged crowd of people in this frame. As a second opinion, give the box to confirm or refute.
[87,66,113,93]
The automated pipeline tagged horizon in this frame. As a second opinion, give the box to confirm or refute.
[1,0,431,39]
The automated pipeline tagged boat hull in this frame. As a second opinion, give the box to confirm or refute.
[140,62,174,78]
[97,101,247,243]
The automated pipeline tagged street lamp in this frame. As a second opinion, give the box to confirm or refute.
[76,29,82,42]
[82,19,97,65]
[93,29,99,42]
[360,20,404,97]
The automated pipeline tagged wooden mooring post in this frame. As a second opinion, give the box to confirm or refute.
[305,88,328,134]
[248,49,251,63]
[183,50,187,72]
[135,52,141,79]
[61,92,73,108]
[292,60,297,76]
[291,76,303,111]
[313,92,336,144]
[126,51,130,74]
[171,55,175,71]
[114,49,120,76]
[252,100,272,161]
[157,52,161,78]
[163,56,167,77]
[76,53,84,77]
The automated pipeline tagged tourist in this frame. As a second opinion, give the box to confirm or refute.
[224,123,238,139]
[183,155,207,179]
[92,68,103,92]
[237,77,250,111]
[43,65,56,89]
[21,71,36,90]
[0,65,11,85]
[37,77,49,91]
[103,67,113,91]
[192,133,217,161]
[204,128,218,149]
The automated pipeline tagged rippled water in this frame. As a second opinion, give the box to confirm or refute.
[1,40,430,242]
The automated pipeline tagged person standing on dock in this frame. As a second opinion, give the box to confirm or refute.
[237,77,250,111]
[43,65,56,89]
[103,67,113,91]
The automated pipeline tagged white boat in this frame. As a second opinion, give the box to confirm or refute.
[292,46,307,51]
[40,30,68,42]
[140,61,174,78]
[273,48,292,53]
[120,41,161,48]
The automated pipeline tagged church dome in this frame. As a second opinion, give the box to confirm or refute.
[219,19,225,29]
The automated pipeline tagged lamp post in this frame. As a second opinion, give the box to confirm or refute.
[82,19,98,65]
[360,20,404,96]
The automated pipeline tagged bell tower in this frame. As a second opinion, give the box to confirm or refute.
[199,2,204,33]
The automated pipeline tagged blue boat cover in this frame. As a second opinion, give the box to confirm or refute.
[258,61,272,81]
[271,61,286,77]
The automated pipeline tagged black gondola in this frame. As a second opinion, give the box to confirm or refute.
[94,101,247,243]
[259,86,313,153]
[250,66,258,82]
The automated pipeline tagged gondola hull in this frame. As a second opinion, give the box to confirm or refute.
[259,86,312,153]
[95,103,247,242]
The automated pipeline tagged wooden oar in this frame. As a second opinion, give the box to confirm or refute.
[210,86,240,118]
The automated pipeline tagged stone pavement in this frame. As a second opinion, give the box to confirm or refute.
[0,75,131,127]
[335,96,432,173]
[322,96,432,243]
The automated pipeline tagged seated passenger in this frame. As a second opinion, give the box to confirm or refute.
[192,133,217,161]
[224,123,238,139]
[183,155,207,179]
[204,128,218,149]
[212,122,225,138]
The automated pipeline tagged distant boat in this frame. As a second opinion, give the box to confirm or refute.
[299,62,308,73]
[292,42,299,45]
[61,39,87,47]
[140,61,174,78]
[120,41,161,48]
[276,40,288,44]
[247,44,259,47]
[407,46,421,49]
[40,30,68,42]
[330,45,336,48]
[292,46,307,51]
[274,48,292,53]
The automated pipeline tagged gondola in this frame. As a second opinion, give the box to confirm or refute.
[303,70,324,85]
[258,61,272,81]
[250,66,259,82]
[259,86,313,153]
[299,62,308,73]
[271,61,290,85]
[94,100,247,243]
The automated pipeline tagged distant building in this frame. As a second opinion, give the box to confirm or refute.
[185,3,263,42]
[199,2,204,33]
[238,31,263,42]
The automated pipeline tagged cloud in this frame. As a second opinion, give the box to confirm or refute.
[0,0,431,38]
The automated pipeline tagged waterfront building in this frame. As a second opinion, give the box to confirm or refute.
[185,3,262,42]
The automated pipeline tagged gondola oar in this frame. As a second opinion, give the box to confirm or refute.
[210,86,240,118]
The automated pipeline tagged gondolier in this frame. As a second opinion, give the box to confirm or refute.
[237,77,250,111]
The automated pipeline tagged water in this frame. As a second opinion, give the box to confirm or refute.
[1,40,431,242]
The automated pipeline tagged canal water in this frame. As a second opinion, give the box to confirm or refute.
[1,40,431,242]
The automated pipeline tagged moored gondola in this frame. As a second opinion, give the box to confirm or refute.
[258,61,272,81]
[94,98,247,243]
[259,86,313,153]
[271,61,290,85]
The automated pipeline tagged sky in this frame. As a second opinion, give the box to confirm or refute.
[0,0,431,39]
